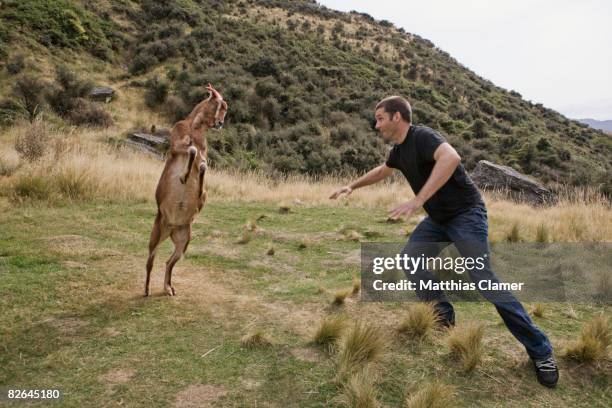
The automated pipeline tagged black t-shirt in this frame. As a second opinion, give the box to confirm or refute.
[385,125,484,224]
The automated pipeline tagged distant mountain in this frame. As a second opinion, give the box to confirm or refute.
[578,118,612,133]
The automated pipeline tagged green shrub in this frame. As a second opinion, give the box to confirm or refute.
[145,76,169,107]
[6,54,25,75]
[13,75,47,122]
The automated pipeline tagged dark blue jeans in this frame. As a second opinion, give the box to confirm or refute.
[402,204,553,360]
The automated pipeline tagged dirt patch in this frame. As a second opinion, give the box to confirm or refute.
[290,347,322,363]
[42,234,96,256]
[98,368,135,391]
[44,317,89,336]
[190,239,241,260]
[62,260,88,269]
[240,377,262,390]
[174,384,228,408]
[104,327,121,337]
[343,249,361,266]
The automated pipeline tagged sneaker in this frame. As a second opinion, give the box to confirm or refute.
[532,355,559,388]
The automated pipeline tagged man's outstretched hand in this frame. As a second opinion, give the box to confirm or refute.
[388,197,424,220]
[329,186,353,200]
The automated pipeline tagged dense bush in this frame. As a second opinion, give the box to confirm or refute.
[46,66,113,127]
[13,75,47,122]
[145,77,169,107]
[15,121,48,161]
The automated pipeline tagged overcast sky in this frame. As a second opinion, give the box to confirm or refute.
[318,0,612,120]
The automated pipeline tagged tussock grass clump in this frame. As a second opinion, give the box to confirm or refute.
[505,222,521,242]
[398,303,440,340]
[240,329,272,349]
[333,289,352,306]
[337,321,385,377]
[236,230,252,245]
[278,203,291,213]
[344,229,362,242]
[338,225,363,241]
[404,380,456,408]
[535,223,549,243]
[245,219,259,232]
[352,279,361,295]
[564,315,610,363]
[530,303,545,318]
[337,369,380,408]
[297,238,310,250]
[313,314,348,351]
[446,322,485,372]
[266,246,275,256]
[363,230,382,238]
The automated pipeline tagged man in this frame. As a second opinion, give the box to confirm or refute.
[330,96,559,388]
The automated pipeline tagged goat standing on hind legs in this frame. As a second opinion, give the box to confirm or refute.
[144,84,227,297]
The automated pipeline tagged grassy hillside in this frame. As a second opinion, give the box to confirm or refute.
[0,0,610,193]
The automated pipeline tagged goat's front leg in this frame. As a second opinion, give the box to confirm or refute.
[197,159,207,210]
[198,159,207,197]
[180,146,197,184]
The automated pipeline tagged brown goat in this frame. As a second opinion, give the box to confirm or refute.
[144,84,227,296]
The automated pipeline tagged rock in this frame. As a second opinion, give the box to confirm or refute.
[127,132,169,148]
[90,86,115,102]
[470,160,556,205]
[124,132,170,160]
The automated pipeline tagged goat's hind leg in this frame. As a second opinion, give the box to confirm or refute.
[180,146,197,184]
[145,212,170,297]
[164,225,191,296]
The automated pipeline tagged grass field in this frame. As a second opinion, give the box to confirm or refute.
[0,120,610,407]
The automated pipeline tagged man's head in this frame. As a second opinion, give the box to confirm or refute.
[374,96,412,142]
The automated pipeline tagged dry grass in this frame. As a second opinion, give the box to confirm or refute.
[446,322,485,372]
[236,230,252,245]
[313,314,349,352]
[563,315,610,363]
[397,303,441,340]
[404,380,456,408]
[535,223,549,243]
[595,270,611,301]
[530,303,545,318]
[333,289,353,307]
[240,329,272,349]
[337,321,385,377]
[1,121,610,243]
[337,369,380,408]
[352,279,361,295]
[505,222,521,242]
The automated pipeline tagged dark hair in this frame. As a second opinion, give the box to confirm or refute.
[375,96,412,122]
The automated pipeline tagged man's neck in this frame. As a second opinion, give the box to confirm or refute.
[393,122,411,144]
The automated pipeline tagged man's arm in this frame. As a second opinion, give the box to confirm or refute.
[330,164,394,199]
[388,143,460,219]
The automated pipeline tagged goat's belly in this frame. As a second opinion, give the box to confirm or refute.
[159,190,204,226]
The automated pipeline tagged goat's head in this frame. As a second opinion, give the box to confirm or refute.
[205,83,227,130]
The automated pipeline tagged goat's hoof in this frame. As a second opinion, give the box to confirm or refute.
[179,176,186,184]
[165,286,176,296]
[143,291,149,297]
